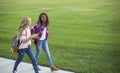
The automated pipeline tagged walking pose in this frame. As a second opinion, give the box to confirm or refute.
[13,17,39,73]
[31,13,58,71]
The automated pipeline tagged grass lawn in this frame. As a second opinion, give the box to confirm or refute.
[0,0,120,73]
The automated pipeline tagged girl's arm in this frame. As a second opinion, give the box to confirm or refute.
[31,23,38,34]
[22,34,38,43]
[20,30,38,43]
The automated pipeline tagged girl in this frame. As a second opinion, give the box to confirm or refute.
[13,17,39,73]
[31,13,58,71]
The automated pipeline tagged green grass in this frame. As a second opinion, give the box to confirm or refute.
[0,0,120,73]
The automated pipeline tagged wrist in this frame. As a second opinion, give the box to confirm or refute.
[30,36,32,39]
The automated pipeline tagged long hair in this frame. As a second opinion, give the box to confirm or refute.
[17,17,31,39]
[38,13,49,26]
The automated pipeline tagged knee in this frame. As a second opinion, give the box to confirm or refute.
[31,57,36,63]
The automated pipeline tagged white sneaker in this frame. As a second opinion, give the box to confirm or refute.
[13,70,17,73]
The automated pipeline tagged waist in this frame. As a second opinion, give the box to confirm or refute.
[19,42,31,49]
[39,39,47,41]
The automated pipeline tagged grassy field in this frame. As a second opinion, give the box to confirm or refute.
[0,0,120,73]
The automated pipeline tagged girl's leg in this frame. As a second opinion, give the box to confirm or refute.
[35,45,40,63]
[26,46,39,73]
[13,49,26,71]
[35,40,42,63]
[42,40,53,67]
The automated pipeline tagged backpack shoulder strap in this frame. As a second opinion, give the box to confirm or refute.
[24,29,27,36]
[18,28,27,46]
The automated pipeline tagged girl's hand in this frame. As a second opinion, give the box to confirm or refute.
[22,34,38,43]
[31,34,39,39]
[35,36,39,39]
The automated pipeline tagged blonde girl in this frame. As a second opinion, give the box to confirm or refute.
[13,17,39,73]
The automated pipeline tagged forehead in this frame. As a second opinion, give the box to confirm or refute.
[41,14,46,17]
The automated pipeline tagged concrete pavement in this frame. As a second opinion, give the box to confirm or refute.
[0,57,74,73]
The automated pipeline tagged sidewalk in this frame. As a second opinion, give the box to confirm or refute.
[0,57,74,73]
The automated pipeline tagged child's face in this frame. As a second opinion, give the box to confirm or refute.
[27,18,31,26]
[41,14,47,23]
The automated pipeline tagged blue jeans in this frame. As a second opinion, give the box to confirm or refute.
[35,40,53,67]
[13,45,39,73]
